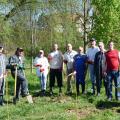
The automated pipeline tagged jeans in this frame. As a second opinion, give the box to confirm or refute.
[67,68,73,92]
[39,72,47,91]
[107,70,120,100]
[11,71,28,99]
[89,64,96,92]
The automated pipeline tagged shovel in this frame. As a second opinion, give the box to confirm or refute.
[23,69,33,104]
[13,66,17,104]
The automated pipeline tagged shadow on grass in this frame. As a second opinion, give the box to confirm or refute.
[69,91,96,104]
[96,100,120,109]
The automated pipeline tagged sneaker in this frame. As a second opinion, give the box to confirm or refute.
[82,91,86,95]
[97,93,100,96]
[59,88,62,93]
[66,91,72,96]
[108,97,112,101]
[50,90,53,96]
[116,97,120,101]
[41,90,46,96]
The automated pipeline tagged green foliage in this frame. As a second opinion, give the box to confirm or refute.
[91,0,120,47]
[0,0,84,55]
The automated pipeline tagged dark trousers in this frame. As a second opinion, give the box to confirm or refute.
[106,70,119,100]
[0,78,4,105]
[76,82,85,94]
[96,73,107,95]
[49,68,62,89]
[0,78,5,96]
[11,71,28,99]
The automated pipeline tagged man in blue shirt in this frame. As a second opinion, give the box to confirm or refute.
[73,47,88,95]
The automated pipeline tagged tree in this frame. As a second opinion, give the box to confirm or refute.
[91,0,120,47]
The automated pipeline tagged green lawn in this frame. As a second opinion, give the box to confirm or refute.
[0,69,120,120]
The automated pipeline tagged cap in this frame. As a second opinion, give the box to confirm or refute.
[90,38,96,42]
[39,50,44,53]
[0,46,3,50]
[17,47,24,52]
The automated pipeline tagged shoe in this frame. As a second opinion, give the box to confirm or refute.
[77,92,80,96]
[13,97,19,104]
[50,90,53,96]
[59,88,62,93]
[82,91,86,95]
[66,91,72,96]
[0,96,4,106]
[108,97,112,101]
[97,93,100,96]
[41,90,46,96]
[116,97,120,101]
[22,93,29,97]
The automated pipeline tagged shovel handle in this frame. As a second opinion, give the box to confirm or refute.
[14,66,17,97]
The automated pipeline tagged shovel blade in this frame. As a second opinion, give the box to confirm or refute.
[26,95,33,104]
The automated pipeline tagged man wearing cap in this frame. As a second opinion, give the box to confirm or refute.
[34,50,49,96]
[48,44,63,95]
[64,43,77,94]
[0,46,7,105]
[86,38,99,94]
[73,46,88,95]
[8,48,29,102]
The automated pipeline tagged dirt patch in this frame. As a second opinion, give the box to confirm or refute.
[67,107,99,119]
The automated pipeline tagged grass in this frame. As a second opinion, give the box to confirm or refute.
[0,69,120,120]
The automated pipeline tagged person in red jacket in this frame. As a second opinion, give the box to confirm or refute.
[105,41,120,101]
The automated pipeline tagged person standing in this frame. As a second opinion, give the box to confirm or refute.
[0,46,7,106]
[94,42,107,96]
[48,44,63,95]
[34,50,49,96]
[73,47,87,95]
[64,43,77,94]
[86,38,99,94]
[105,41,120,101]
[9,48,29,102]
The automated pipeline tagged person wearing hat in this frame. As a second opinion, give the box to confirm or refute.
[48,44,63,95]
[86,38,99,95]
[34,50,49,96]
[0,46,7,106]
[8,47,29,102]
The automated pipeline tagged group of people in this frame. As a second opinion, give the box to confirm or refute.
[0,38,120,106]
[33,39,120,101]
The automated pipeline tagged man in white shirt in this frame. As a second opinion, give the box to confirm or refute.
[34,50,49,96]
[48,44,63,95]
[86,38,99,94]
[64,43,77,94]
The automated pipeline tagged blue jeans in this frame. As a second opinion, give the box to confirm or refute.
[107,70,120,100]
[89,64,96,92]
[39,73,47,91]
